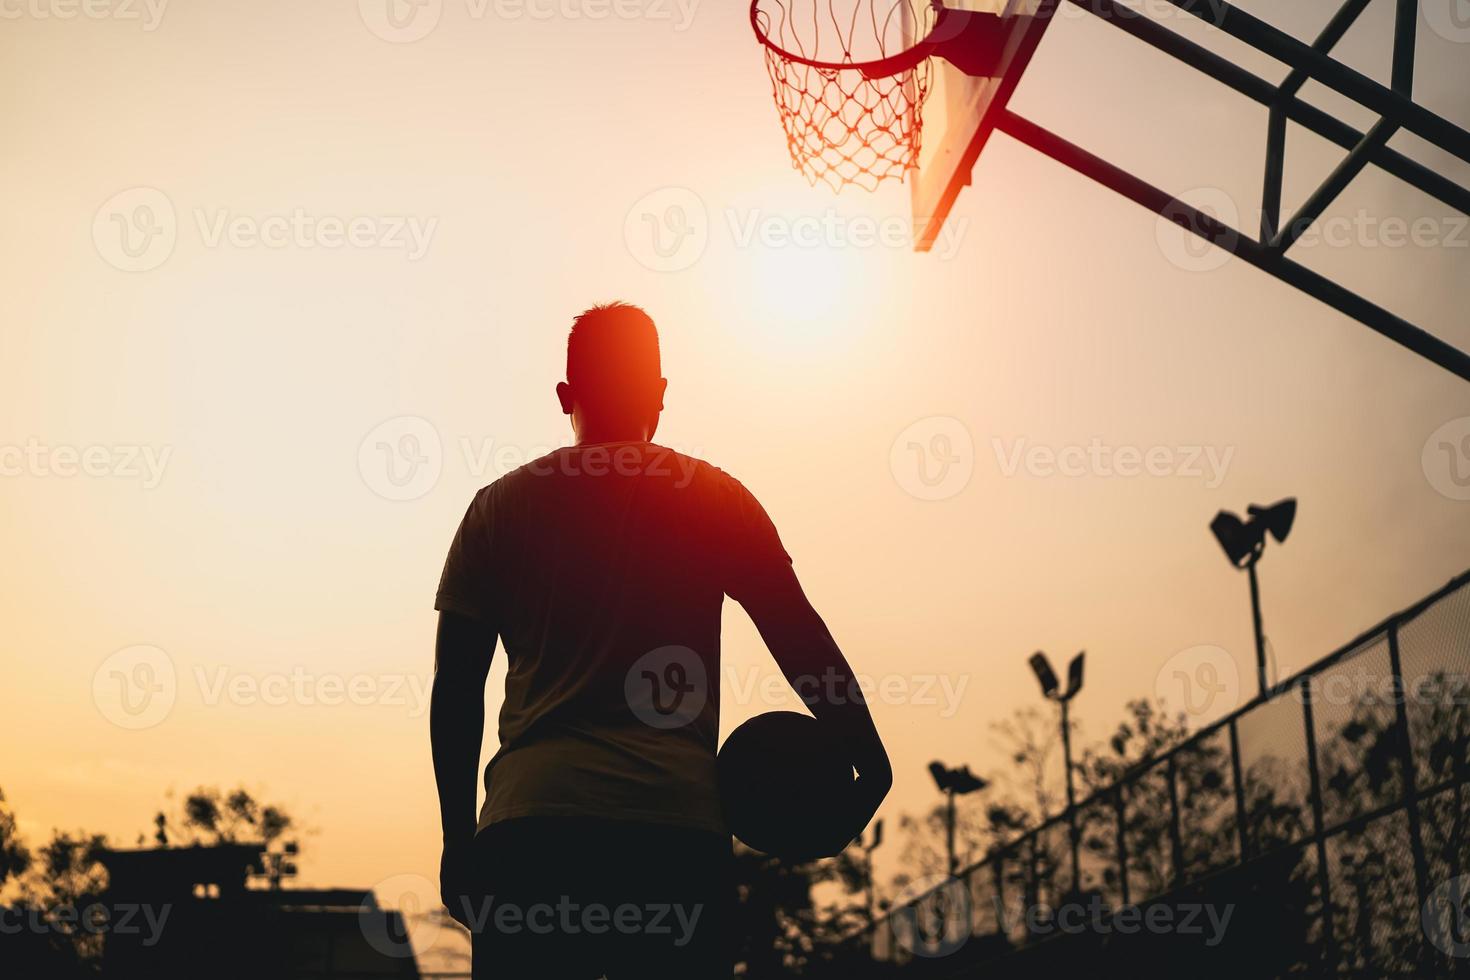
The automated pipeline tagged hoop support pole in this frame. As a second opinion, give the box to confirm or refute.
[995,108,1470,385]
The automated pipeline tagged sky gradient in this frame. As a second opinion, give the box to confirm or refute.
[2,0,1468,949]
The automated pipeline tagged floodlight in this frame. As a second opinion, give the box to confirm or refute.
[1209,498,1297,698]
[1029,652,1059,699]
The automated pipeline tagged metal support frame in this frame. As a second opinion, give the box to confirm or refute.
[1001,0,1470,383]
[996,109,1470,383]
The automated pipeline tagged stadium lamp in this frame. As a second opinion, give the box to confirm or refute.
[1029,650,1085,894]
[1209,498,1296,697]
[929,762,988,875]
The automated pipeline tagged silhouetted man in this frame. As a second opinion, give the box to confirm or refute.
[431,302,890,979]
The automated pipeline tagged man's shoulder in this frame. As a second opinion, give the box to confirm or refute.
[472,444,758,502]
[650,446,754,496]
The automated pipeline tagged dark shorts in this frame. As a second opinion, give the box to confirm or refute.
[463,817,734,980]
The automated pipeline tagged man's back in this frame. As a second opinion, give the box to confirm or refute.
[435,441,790,835]
[430,304,889,980]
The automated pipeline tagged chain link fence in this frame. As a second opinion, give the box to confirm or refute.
[827,570,1470,979]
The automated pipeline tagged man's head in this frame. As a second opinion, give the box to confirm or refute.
[556,302,668,443]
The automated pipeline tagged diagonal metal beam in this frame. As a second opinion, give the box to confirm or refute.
[1261,0,1375,240]
[1270,0,1423,253]
[1270,118,1398,252]
[1162,0,1470,163]
[1066,0,1470,217]
[1279,0,1376,101]
[995,108,1470,384]
[1391,0,1417,95]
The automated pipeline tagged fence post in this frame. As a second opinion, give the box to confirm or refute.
[1166,756,1186,889]
[1229,717,1250,862]
[1115,787,1130,908]
[1387,621,1435,975]
[1301,676,1337,972]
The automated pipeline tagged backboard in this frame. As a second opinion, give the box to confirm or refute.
[909,0,1058,251]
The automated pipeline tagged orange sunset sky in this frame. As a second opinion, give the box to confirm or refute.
[2,0,1469,935]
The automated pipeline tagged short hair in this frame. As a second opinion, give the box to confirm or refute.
[566,302,662,390]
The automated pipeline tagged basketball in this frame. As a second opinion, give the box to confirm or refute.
[717,711,857,860]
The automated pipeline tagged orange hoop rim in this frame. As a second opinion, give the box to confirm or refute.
[749,0,939,75]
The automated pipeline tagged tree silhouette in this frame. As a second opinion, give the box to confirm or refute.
[154,786,293,847]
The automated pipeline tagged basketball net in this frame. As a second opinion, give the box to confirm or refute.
[752,1,938,193]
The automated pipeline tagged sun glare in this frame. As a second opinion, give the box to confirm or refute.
[743,244,871,344]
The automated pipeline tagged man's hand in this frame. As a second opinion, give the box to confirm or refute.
[439,835,475,929]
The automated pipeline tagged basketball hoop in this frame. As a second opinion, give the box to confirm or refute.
[751,2,1008,193]
[750,0,940,193]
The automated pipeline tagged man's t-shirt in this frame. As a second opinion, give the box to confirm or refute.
[435,442,791,836]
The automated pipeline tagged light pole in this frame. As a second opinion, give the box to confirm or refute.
[928,762,987,876]
[1210,498,1296,697]
[1029,650,1085,893]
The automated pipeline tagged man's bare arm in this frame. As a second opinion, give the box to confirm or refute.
[431,610,496,847]
[737,564,892,843]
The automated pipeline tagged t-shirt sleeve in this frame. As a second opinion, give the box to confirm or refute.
[718,473,794,603]
[435,486,498,622]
